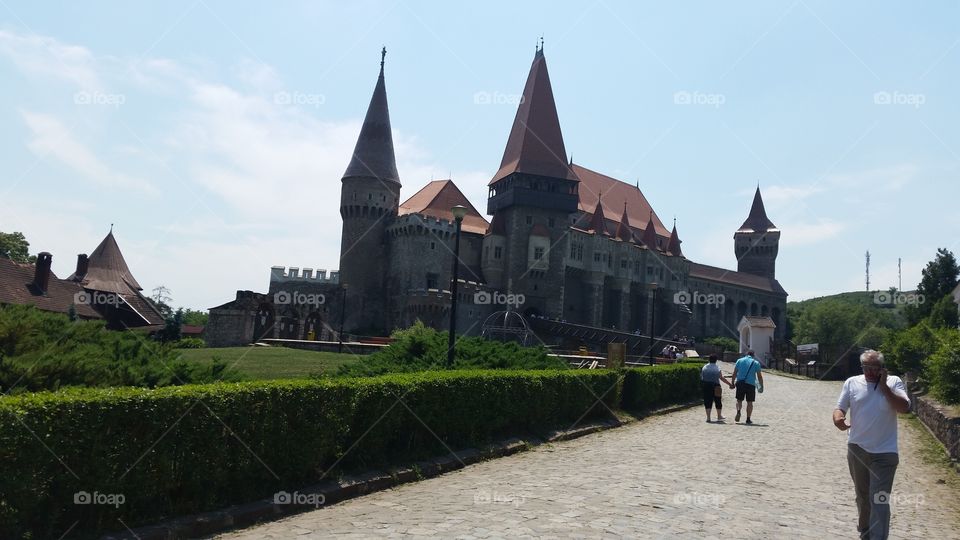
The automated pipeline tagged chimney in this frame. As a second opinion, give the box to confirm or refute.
[75,254,89,278]
[33,252,52,294]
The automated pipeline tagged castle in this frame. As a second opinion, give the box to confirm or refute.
[205,47,786,348]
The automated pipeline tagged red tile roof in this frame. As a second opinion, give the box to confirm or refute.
[0,257,101,319]
[667,223,683,257]
[491,50,578,185]
[398,180,490,235]
[614,202,633,242]
[588,194,611,236]
[571,163,670,243]
[689,262,787,295]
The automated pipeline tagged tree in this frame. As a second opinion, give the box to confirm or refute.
[0,231,35,263]
[181,309,208,327]
[912,248,960,321]
[793,299,895,350]
[150,286,173,318]
[928,293,960,329]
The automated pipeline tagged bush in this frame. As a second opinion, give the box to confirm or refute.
[621,364,702,411]
[0,369,621,538]
[925,330,960,404]
[337,321,565,376]
[704,336,738,352]
[0,305,241,393]
[173,337,205,349]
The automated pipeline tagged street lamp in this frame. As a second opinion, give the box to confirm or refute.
[338,284,348,354]
[447,205,467,368]
[648,282,658,366]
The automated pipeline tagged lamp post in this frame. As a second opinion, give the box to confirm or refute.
[447,205,467,368]
[338,284,348,354]
[648,282,658,366]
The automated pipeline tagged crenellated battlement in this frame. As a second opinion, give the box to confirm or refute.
[270,266,340,284]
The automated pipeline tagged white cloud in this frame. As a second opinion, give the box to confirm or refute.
[778,219,845,247]
[19,110,157,194]
[0,29,102,90]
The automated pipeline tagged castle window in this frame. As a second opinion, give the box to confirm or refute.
[534,247,544,260]
[430,242,436,250]
[494,246,502,259]
[368,193,372,200]
[620,259,627,269]
[548,217,555,227]
[526,216,533,225]
[594,253,601,263]
[352,192,357,201]
[426,273,438,289]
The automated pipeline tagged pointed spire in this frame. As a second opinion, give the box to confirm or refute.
[343,48,400,184]
[738,186,776,232]
[668,220,683,257]
[69,230,143,293]
[615,201,633,242]
[588,193,610,236]
[641,211,659,250]
[490,49,578,185]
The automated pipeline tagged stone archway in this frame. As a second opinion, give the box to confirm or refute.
[253,303,275,342]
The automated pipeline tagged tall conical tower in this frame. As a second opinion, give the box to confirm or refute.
[734,187,780,280]
[485,46,580,317]
[339,48,401,332]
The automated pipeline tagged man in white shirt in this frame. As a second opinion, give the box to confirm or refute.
[832,350,911,540]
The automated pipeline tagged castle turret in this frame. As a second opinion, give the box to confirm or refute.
[734,187,780,280]
[339,48,401,332]
[485,46,580,317]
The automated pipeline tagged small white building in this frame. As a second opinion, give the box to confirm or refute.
[737,316,777,366]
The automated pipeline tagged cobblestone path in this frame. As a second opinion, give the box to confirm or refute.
[216,369,960,539]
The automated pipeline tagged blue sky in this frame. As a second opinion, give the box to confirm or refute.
[1,1,958,311]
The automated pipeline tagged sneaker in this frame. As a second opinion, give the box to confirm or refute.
[735,411,741,422]
[746,418,753,425]
[706,419,711,423]
[717,415,726,421]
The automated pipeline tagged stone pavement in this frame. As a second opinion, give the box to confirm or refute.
[215,369,960,539]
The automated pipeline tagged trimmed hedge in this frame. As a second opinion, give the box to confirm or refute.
[621,364,702,411]
[0,369,620,538]
[0,364,701,538]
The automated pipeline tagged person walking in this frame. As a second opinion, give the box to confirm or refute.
[730,349,764,424]
[701,354,733,422]
[832,350,911,540]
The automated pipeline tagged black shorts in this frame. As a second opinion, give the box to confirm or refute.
[735,381,756,402]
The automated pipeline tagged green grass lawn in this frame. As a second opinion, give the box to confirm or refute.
[174,347,361,380]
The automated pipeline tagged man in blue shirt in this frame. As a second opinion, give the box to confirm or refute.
[730,350,765,424]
